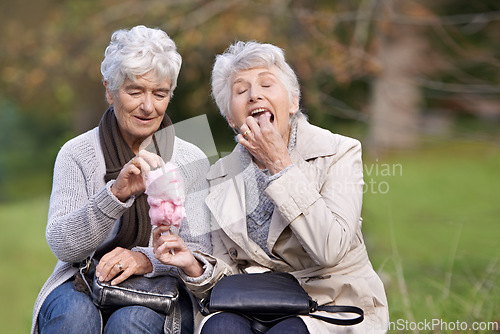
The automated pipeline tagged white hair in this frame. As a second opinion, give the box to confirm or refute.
[211,41,301,119]
[100,25,182,96]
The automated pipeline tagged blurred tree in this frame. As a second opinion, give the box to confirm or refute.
[0,0,499,200]
[368,0,434,150]
[365,0,500,151]
[421,0,500,134]
[0,1,375,126]
[2,0,499,129]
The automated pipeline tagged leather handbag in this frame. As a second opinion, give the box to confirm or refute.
[199,272,363,332]
[77,257,179,315]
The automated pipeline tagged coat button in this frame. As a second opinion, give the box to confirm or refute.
[228,248,238,259]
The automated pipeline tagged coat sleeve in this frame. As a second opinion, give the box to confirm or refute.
[180,212,239,299]
[265,137,364,267]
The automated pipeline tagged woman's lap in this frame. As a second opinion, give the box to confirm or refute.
[38,281,101,333]
[201,312,309,334]
[38,280,166,334]
[104,305,165,334]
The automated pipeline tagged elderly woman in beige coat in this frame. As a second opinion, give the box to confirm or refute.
[153,41,389,333]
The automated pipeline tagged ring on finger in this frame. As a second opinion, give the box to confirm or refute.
[243,129,251,137]
[131,157,135,165]
[117,263,123,271]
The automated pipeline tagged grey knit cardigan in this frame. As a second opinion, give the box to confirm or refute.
[31,127,212,333]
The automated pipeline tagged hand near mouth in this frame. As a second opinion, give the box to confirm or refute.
[237,114,292,174]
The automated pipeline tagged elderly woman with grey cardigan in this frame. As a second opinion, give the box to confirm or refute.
[154,41,389,334]
[32,25,211,334]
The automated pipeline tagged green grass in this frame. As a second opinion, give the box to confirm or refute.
[362,140,500,332]
[1,140,499,333]
[0,197,55,333]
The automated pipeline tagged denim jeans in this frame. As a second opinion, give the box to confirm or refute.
[201,312,309,334]
[38,281,165,333]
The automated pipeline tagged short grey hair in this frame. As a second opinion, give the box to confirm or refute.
[101,25,182,96]
[211,41,301,119]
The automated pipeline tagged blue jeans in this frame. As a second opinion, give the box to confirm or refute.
[201,312,309,334]
[38,281,165,333]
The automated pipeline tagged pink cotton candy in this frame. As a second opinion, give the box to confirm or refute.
[145,162,186,228]
[148,198,186,227]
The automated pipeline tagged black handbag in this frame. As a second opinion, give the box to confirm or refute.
[77,257,179,315]
[199,272,363,333]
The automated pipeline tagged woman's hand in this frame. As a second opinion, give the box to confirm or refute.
[96,247,153,286]
[111,150,165,202]
[237,115,292,174]
[153,225,204,278]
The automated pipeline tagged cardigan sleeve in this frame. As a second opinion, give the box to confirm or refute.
[46,130,133,263]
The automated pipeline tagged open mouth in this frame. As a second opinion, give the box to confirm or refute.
[250,108,274,122]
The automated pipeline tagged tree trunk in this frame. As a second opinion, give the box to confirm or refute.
[368,0,428,152]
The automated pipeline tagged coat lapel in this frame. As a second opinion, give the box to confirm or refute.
[292,116,339,161]
[205,148,254,252]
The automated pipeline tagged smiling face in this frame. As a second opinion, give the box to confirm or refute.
[228,66,299,143]
[105,72,172,153]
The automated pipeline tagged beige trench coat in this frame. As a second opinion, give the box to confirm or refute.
[185,116,389,333]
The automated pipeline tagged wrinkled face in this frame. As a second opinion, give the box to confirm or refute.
[105,72,171,153]
[227,66,298,142]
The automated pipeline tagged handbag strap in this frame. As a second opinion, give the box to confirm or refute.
[310,304,364,326]
[247,304,364,331]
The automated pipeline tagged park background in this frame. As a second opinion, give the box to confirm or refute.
[1,0,499,332]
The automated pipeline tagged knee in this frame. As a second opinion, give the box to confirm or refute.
[38,283,101,332]
[40,283,100,323]
[201,312,251,334]
[105,306,165,333]
[64,296,100,319]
